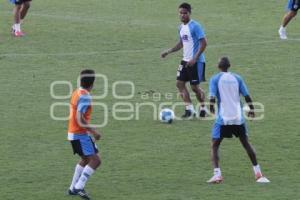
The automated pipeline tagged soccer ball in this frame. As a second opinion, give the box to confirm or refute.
[159,108,175,124]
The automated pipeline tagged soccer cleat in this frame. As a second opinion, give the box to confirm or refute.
[67,188,77,196]
[207,175,223,184]
[181,110,195,118]
[278,27,287,40]
[73,189,91,200]
[14,31,25,37]
[256,176,270,183]
[199,107,208,118]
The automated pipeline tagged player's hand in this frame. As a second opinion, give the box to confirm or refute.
[93,130,101,140]
[248,110,255,119]
[187,58,197,67]
[160,50,169,58]
[93,131,101,141]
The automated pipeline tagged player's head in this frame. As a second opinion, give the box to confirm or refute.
[80,69,95,90]
[218,57,231,72]
[179,3,191,24]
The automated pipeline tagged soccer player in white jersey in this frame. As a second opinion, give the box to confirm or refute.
[278,0,300,39]
[161,2,208,118]
[207,57,269,184]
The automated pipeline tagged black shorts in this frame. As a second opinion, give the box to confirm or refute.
[288,0,300,11]
[212,123,248,139]
[220,125,247,138]
[176,60,206,85]
[11,0,31,5]
[70,136,98,156]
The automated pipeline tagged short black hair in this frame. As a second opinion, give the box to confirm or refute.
[80,69,95,89]
[179,2,192,13]
[218,57,231,70]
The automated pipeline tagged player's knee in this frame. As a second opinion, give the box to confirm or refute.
[176,82,184,90]
[15,5,22,11]
[290,11,297,17]
[92,155,101,168]
[80,157,89,166]
[191,85,199,93]
[211,141,220,150]
[23,2,31,9]
[95,159,101,168]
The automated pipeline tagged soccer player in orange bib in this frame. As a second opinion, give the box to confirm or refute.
[67,69,102,200]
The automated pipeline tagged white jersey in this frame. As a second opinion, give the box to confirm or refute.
[209,72,249,125]
[178,20,206,63]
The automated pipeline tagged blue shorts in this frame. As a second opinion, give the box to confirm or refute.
[10,0,31,5]
[70,134,98,156]
[287,0,300,11]
[212,123,248,139]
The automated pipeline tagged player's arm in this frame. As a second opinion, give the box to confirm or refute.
[245,95,255,118]
[239,76,255,119]
[76,96,101,140]
[187,37,207,66]
[77,112,101,140]
[209,77,217,115]
[161,40,183,58]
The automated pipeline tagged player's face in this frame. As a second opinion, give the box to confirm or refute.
[179,8,190,23]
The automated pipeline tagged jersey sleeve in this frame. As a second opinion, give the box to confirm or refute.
[178,25,182,41]
[194,23,205,40]
[236,75,249,97]
[209,76,218,97]
[77,94,91,114]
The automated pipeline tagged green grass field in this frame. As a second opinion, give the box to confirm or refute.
[1,0,300,199]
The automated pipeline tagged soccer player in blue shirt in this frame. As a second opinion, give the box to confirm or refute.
[278,0,300,39]
[161,3,208,118]
[207,57,269,184]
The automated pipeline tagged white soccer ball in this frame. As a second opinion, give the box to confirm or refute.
[159,108,175,124]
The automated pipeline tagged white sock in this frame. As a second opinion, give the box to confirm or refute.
[14,23,21,32]
[185,104,195,112]
[253,164,262,175]
[75,165,95,190]
[280,25,285,30]
[69,164,84,190]
[214,168,221,176]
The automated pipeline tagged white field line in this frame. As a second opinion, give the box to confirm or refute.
[1,39,299,58]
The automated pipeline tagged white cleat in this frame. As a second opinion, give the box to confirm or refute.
[256,176,270,183]
[278,27,288,40]
[207,175,223,184]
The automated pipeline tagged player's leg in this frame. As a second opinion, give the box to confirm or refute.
[176,80,195,118]
[279,0,299,39]
[239,135,257,165]
[20,0,31,21]
[73,137,101,199]
[189,62,207,117]
[176,62,195,118]
[207,123,224,183]
[12,3,22,34]
[68,156,89,195]
[211,139,222,169]
[190,84,207,117]
[238,125,269,182]
[282,11,297,28]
